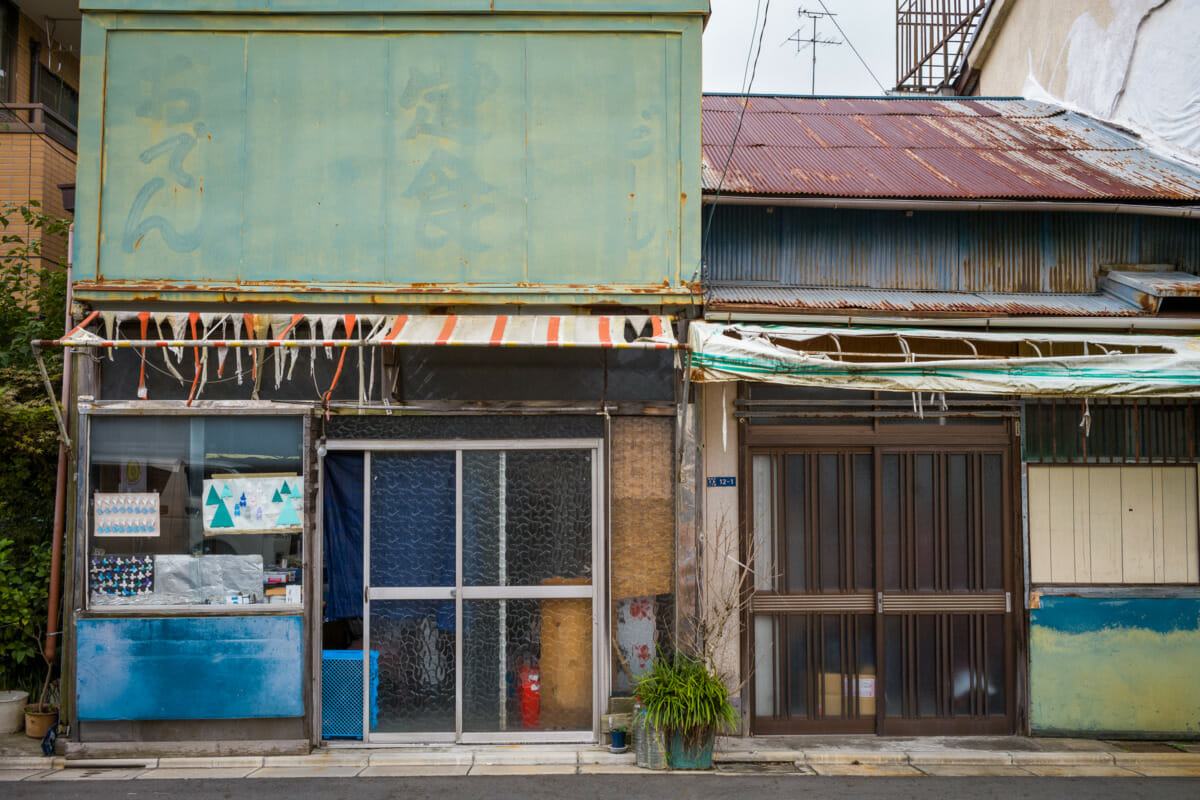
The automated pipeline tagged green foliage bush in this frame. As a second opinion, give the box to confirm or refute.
[0,538,52,692]
[0,201,69,691]
[635,653,739,753]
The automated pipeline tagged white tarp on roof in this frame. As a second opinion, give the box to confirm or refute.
[689,321,1200,397]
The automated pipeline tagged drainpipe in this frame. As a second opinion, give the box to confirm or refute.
[46,224,73,663]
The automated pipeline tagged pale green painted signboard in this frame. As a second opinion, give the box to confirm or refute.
[75,6,704,304]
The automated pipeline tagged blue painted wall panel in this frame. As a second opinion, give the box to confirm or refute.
[76,616,304,721]
[1030,596,1200,736]
[703,206,1200,292]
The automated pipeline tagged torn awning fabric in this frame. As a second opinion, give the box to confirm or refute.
[689,321,1200,398]
[51,312,680,349]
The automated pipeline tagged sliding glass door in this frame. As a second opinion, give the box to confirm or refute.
[334,439,601,743]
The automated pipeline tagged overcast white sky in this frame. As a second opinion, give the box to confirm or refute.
[703,0,897,96]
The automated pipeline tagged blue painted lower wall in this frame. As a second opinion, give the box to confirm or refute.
[76,616,304,721]
[1030,596,1200,737]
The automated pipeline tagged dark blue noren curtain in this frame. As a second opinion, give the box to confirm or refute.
[323,452,364,622]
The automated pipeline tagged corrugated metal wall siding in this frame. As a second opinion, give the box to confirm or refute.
[703,206,1200,292]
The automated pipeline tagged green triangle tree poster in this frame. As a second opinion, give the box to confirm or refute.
[205,485,221,506]
[209,499,235,529]
[271,489,283,503]
[275,498,300,527]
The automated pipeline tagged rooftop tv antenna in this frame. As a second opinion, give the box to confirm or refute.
[784,7,843,95]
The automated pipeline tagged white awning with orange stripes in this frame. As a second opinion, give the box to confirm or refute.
[50,312,679,350]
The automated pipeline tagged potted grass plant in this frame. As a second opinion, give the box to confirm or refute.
[634,653,739,770]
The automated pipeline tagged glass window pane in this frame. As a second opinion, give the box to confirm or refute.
[882,455,901,591]
[914,455,936,591]
[751,456,777,591]
[855,615,877,720]
[370,452,455,588]
[753,615,777,718]
[947,454,969,592]
[917,615,937,717]
[820,615,842,718]
[853,454,874,591]
[463,450,592,587]
[370,599,455,733]
[785,455,807,592]
[983,455,1005,590]
[884,615,902,717]
[951,615,972,716]
[463,598,592,732]
[88,415,303,608]
[819,456,841,591]
[787,615,808,718]
[986,614,1006,716]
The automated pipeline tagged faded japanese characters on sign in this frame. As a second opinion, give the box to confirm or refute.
[398,64,500,255]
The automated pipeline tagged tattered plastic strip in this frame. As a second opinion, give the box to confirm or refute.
[153,313,185,386]
[136,312,150,399]
[688,321,1200,398]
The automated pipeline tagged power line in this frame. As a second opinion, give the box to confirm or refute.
[816,0,888,94]
[739,0,765,95]
[700,0,772,261]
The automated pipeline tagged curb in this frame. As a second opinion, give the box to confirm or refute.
[0,757,58,770]
[1010,751,1115,766]
[1112,752,1200,766]
[802,751,911,765]
[906,751,1015,766]
[4,746,1200,774]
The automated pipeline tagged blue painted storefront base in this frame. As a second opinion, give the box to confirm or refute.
[76,616,304,721]
[1030,596,1200,737]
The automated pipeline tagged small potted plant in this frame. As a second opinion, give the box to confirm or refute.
[609,724,628,753]
[634,653,739,770]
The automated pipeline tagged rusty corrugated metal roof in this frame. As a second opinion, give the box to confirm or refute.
[706,285,1145,316]
[701,95,1200,201]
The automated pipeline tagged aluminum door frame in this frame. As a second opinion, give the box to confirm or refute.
[322,438,606,744]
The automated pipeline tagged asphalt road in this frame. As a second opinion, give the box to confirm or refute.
[5,776,1199,799]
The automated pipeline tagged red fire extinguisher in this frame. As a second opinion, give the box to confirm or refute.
[517,662,540,729]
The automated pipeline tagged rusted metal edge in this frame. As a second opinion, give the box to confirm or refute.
[702,308,1200,330]
[706,302,1143,319]
[700,194,1200,217]
[71,282,702,306]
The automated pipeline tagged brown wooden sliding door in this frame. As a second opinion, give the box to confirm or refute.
[748,445,1014,735]
[878,450,1011,734]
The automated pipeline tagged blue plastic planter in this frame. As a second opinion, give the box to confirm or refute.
[667,731,714,769]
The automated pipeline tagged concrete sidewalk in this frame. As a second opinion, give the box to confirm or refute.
[2,734,1199,780]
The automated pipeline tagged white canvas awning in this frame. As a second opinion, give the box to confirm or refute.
[51,312,679,350]
[689,321,1200,397]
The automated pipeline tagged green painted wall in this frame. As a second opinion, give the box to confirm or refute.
[75,10,703,303]
[1030,596,1200,737]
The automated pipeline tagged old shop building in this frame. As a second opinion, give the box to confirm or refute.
[696,94,1200,737]
[48,1,707,753]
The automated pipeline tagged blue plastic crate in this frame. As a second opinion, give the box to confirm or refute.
[321,650,378,739]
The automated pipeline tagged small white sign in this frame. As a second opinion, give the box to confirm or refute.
[93,492,161,538]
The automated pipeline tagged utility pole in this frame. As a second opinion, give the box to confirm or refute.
[784,7,843,95]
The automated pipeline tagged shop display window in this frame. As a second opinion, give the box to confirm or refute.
[86,415,304,609]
